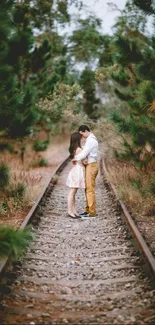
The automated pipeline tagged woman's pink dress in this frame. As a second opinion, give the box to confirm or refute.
[66,161,85,188]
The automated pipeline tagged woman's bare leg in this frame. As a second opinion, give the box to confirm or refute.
[72,188,78,214]
[67,188,77,216]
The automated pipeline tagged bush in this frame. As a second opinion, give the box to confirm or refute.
[32,139,49,152]
[31,158,48,168]
[8,183,26,200]
[0,162,10,189]
[131,178,141,190]
[38,158,48,167]
[0,202,8,215]
[7,143,13,153]
[0,226,33,259]
[0,143,14,154]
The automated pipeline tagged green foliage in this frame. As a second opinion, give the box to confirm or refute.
[96,0,155,167]
[0,1,41,136]
[0,0,101,136]
[130,177,148,196]
[114,88,133,101]
[133,0,155,15]
[29,0,72,31]
[79,68,100,119]
[131,177,155,196]
[0,142,13,152]
[33,139,49,152]
[99,35,114,67]
[111,67,130,87]
[69,16,104,63]
[109,112,130,133]
[38,83,83,129]
[113,0,148,35]
[131,178,142,189]
[0,226,33,259]
[135,81,155,111]
[0,162,10,189]
[7,143,14,153]
[38,158,48,167]
[0,202,8,215]
[137,47,155,81]
[113,35,143,66]
[0,1,75,137]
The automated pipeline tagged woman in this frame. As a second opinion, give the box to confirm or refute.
[66,132,87,219]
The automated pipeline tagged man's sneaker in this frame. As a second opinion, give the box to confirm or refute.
[81,214,96,220]
[89,214,96,218]
[80,212,89,217]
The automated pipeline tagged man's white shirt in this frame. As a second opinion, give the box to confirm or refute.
[75,133,98,164]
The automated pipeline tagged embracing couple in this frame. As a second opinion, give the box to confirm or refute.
[66,125,99,219]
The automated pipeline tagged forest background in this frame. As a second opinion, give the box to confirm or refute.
[0,0,155,256]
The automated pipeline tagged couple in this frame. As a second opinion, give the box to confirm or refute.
[66,125,99,219]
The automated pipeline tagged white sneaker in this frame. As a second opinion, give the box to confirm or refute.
[81,214,96,219]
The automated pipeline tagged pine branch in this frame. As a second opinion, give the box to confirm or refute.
[133,0,155,15]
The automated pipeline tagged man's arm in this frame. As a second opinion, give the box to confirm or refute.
[74,139,95,161]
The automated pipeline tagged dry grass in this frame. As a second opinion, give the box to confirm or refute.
[0,133,69,227]
[94,119,155,219]
[105,159,155,218]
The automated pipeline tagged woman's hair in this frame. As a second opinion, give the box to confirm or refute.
[69,132,82,158]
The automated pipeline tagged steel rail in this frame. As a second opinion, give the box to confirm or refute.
[0,156,70,276]
[100,157,155,279]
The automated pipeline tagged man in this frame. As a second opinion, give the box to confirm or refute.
[73,125,99,218]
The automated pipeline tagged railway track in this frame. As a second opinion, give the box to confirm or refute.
[0,158,155,325]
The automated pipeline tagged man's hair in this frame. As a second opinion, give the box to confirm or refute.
[78,125,90,132]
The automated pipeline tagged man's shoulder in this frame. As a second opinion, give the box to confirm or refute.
[88,133,98,144]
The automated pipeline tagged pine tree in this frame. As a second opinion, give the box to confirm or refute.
[0,1,48,136]
[69,15,104,64]
[0,1,85,136]
[79,68,100,119]
[29,0,72,31]
[97,0,155,168]
[133,0,155,15]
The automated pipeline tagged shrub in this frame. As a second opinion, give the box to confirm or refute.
[0,142,14,154]
[0,202,8,215]
[0,162,10,189]
[8,183,26,200]
[38,158,48,167]
[7,143,13,153]
[131,178,141,190]
[0,226,33,259]
[32,139,49,152]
